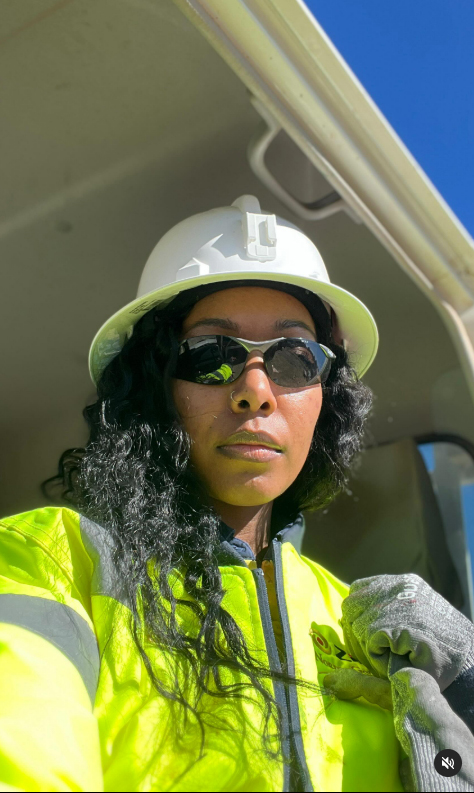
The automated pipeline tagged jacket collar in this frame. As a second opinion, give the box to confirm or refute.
[217,513,305,566]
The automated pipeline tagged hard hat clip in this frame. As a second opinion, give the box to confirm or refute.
[242,212,277,261]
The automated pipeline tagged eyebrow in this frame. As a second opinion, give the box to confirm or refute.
[275,319,316,338]
[184,318,240,333]
[184,317,316,338]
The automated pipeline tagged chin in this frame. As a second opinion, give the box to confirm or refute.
[210,478,289,507]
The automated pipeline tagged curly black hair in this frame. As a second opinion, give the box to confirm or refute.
[44,283,372,757]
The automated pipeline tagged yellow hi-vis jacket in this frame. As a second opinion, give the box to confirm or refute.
[0,507,403,792]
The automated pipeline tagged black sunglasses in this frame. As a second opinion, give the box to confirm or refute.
[173,335,336,388]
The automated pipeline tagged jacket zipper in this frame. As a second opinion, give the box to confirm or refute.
[272,537,313,793]
[252,567,291,792]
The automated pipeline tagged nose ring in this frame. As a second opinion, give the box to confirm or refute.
[230,391,239,403]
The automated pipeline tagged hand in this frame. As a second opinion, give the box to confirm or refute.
[341,573,474,691]
[323,668,393,711]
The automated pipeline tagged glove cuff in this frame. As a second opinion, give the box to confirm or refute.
[459,649,474,676]
[443,650,474,733]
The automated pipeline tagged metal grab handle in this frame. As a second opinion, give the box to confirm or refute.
[248,98,352,222]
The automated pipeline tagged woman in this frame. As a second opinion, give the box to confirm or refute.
[1,195,473,792]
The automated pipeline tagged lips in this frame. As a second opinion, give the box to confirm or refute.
[217,430,283,462]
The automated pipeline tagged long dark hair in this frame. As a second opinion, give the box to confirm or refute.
[44,284,372,754]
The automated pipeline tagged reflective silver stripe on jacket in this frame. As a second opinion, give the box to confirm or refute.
[80,515,130,607]
[0,593,100,705]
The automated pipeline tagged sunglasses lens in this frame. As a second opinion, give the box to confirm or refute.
[175,336,333,388]
[266,339,329,387]
[175,336,246,385]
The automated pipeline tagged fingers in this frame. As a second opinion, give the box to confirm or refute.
[324,668,393,711]
[342,620,372,670]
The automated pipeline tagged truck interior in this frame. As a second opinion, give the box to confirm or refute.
[2,1,474,616]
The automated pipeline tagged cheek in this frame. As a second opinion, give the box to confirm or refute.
[171,379,225,433]
[282,387,323,460]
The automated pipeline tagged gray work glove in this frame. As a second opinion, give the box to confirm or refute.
[341,574,474,691]
[391,666,474,792]
[324,666,474,791]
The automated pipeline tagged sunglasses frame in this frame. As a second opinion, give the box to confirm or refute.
[175,335,336,387]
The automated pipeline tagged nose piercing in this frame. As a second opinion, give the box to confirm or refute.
[230,391,239,403]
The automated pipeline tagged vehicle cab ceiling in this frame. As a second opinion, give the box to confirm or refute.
[1,0,474,518]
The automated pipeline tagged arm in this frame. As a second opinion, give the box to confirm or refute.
[340,574,474,791]
[323,663,474,791]
[390,663,474,792]
[0,511,103,791]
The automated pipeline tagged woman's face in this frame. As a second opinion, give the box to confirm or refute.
[172,287,323,507]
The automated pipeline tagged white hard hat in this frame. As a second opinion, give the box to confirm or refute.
[89,195,378,384]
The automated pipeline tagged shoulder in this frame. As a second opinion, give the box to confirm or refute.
[0,506,94,607]
[1,505,84,560]
[1,503,81,536]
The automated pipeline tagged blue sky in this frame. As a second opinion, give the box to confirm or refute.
[306,1,474,237]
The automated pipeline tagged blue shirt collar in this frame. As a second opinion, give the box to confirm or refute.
[218,513,305,562]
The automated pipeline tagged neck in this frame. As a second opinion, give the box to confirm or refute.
[212,501,273,556]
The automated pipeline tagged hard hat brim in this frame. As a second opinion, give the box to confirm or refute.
[89,271,378,385]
